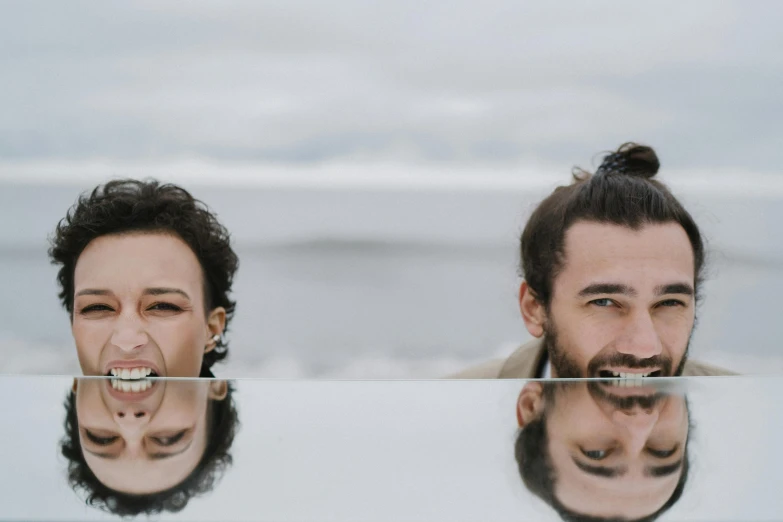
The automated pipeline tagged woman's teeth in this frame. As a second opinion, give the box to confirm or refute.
[110,379,153,392]
[109,367,154,380]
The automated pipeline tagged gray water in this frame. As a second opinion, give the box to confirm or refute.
[1,182,782,377]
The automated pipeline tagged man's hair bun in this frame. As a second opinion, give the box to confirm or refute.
[596,142,660,179]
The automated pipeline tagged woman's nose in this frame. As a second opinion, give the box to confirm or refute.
[110,314,149,352]
[114,408,150,425]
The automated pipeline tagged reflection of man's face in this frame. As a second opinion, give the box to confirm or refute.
[524,222,696,378]
[74,379,224,494]
[518,381,689,519]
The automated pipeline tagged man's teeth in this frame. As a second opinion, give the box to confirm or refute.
[610,371,651,379]
[109,367,154,380]
[110,378,153,392]
[608,371,652,387]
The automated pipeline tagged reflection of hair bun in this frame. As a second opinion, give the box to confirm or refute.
[597,142,660,179]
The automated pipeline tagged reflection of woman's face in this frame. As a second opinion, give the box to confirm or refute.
[71,232,224,377]
[74,379,224,494]
[524,382,688,519]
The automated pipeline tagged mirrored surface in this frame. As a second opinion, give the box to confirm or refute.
[0,376,780,521]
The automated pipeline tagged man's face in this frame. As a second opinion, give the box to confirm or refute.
[517,381,689,519]
[74,378,225,494]
[532,221,696,378]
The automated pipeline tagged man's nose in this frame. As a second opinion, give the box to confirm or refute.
[615,311,662,359]
[612,408,659,456]
[110,313,148,352]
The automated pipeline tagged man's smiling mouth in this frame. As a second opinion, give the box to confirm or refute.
[597,370,662,387]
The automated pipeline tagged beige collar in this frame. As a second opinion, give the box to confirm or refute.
[498,337,547,379]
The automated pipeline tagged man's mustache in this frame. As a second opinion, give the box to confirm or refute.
[588,381,669,411]
[588,352,674,376]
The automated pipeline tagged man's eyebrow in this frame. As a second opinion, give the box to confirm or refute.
[572,456,627,478]
[143,287,191,300]
[150,441,193,460]
[578,283,637,298]
[645,460,684,478]
[654,283,694,297]
[84,449,119,460]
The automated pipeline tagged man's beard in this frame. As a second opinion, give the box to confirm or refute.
[543,318,690,379]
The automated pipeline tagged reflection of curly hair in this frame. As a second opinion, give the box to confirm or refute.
[60,383,239,517]
[48,179,238,370]
[515,388,690,522]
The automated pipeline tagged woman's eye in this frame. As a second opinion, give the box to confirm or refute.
[85,430,119,446]
[581,449,609,460]
[151,431,187,446]
[80,304,114,314]
[590,298,614,307]
[148,302,183,312]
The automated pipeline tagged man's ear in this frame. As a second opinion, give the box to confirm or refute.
[209,380,229,401]
[519,281,546,338]
[517,381,545,428]
[204,307,227,354]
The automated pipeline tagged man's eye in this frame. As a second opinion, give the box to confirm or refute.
[658,299,685,307]
[647,446,678,458]
[151,430,187,446]
[590,298,614,307]
[148,302,183,312]
[581,449,609,460]
[80,304,114,314]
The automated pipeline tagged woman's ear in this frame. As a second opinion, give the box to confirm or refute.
[517,381,545,428]
[209,380,229,401]
[205,307,227,353]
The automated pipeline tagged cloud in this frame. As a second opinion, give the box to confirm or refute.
[0,0,781,172]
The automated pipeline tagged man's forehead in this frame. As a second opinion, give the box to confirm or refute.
[552,447,679,519]
[560,221,695,280]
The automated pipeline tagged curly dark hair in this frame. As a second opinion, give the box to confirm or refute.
[48,179,239,370]
[60,382,239,517]
[515,384,691,522]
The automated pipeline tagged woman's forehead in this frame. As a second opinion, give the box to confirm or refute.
[74,233,204,292]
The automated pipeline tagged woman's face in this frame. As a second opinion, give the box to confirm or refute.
[72,232,225,378]
[74,378,226,494]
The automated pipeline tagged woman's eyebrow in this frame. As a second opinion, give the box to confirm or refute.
[75,288,113,297]
[143,287,191,300]
[84,449,119,460]
[150,441,193,460]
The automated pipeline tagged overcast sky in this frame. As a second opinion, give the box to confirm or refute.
[1,0,782,177]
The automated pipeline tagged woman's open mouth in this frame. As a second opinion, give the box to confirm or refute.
[106,367,158,379]
[105,366,160,393]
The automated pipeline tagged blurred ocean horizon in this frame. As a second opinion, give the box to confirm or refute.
[2,171,782,377]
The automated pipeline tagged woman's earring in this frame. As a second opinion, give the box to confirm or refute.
[211,334,222,345]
